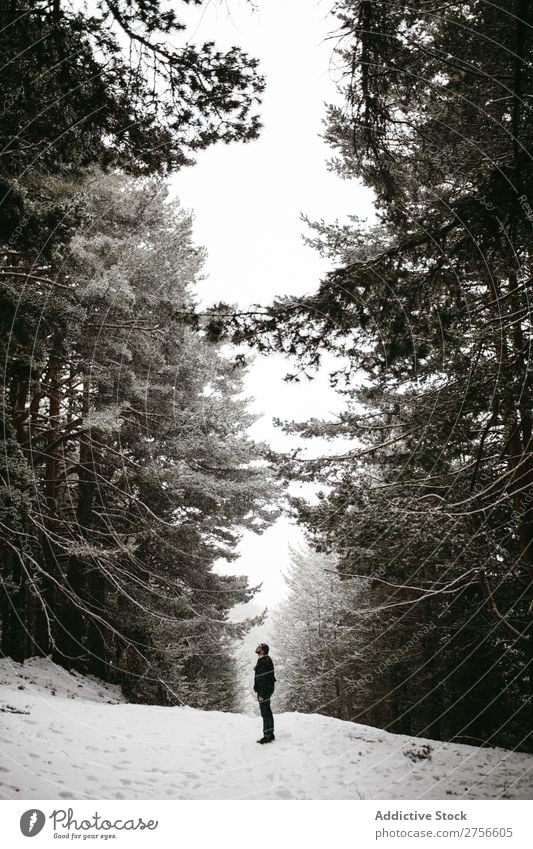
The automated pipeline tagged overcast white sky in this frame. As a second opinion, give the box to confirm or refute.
[171,0,374,609]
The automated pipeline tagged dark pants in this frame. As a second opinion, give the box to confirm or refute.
[258,696,274,737]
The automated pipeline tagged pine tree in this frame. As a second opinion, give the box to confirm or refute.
[284,418,530,748]
[1,172,279,709]
[221,0,533,744]
[270,543,367,721]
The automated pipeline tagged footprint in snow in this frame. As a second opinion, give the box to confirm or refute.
[275,788,293,799]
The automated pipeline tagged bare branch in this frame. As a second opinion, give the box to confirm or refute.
[478,570,529,642]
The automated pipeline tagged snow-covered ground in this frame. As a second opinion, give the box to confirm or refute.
[0,657,531,800]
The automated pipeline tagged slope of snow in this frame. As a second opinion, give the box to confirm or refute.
[0,657,531,800]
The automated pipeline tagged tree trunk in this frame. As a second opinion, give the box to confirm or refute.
[0,547,28,661]
[53,375,93,669]
[44,355,60,510]
[85,569,107,678]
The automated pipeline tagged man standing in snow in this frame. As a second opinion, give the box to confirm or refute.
[254,643,276,744]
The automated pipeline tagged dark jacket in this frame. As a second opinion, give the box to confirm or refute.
[254,654,276,698]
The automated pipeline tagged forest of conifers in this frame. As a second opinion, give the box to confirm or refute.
[1,1,532,754]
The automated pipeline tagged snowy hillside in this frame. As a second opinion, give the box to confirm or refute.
[0,657,531,800]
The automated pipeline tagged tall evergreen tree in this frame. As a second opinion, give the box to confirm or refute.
[270,544,365,721]
[0,0,269,707]
[218,0,533,727]
[1,173,279,709]
[202,0,533,746]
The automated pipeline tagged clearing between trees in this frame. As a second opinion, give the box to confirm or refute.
[0,658,531,801]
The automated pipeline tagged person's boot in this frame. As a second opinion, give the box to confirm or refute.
[257,735,274,744]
